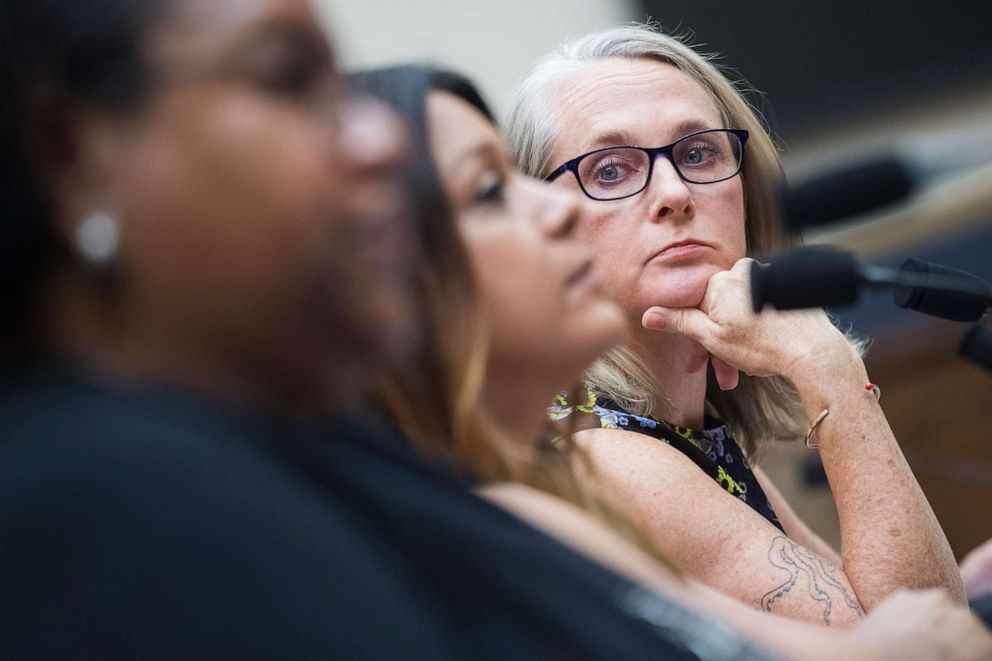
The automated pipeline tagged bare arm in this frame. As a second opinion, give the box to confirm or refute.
[753,466,841,566]
[786,346,965,607]
[576,427,865,626]
[479,482,991,661]
[642,258,965,608]
[479,481,859,659]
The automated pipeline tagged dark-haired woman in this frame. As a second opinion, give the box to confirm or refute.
[0,0,466,656]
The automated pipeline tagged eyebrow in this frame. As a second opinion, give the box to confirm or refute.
[584,118,719,151]
[450,142,504,170]
[201,15,336,76]
[245,20,335,60]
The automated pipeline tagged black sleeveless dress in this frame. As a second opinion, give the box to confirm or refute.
[551,391,784,532]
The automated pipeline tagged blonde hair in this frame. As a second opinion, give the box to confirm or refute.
[506,22,806,457]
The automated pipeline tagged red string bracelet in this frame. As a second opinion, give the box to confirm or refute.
[866,382,881,401]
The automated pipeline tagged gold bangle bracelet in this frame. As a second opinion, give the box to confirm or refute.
[805,382,880,449]
[805,409,830,449]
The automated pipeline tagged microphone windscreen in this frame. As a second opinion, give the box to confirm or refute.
[893,258,992,322]
[782,153,915,231]
[751,248,863,312]
[960,324,992,372]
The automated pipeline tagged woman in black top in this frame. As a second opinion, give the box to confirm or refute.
[0,0,450,656]
[0,1,777,658]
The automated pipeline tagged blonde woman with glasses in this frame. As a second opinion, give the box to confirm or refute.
[507,23,964,626]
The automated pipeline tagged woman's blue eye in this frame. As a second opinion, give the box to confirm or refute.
[600,165,620,181]
[679,142,720,167]
[594,159,629,183]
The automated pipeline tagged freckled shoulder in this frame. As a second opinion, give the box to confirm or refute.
[573,426,712,488]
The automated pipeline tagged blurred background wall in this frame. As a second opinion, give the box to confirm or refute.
[321,0,992,558]
[320,0,635,116]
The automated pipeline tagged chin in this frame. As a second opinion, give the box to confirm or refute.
[640,273,710,310]
[635,259,726,311]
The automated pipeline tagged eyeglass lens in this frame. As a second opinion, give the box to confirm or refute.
[577,130,742,200]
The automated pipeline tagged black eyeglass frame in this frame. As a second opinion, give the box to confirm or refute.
[544,128,749,201]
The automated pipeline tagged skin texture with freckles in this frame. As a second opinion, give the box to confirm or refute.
[548,57,744,426]
[542,55,966,625]
[548,57,746,313]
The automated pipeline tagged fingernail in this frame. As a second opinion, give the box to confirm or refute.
[642,309,668,329]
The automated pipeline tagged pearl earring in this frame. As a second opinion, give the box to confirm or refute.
[74,211,120,266]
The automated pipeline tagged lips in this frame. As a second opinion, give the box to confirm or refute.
[646,238,714,264]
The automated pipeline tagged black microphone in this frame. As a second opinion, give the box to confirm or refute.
[961,324,992,372]
[750,249,864,311]
[971,592,992,630]
[781,130,992,231]
[751,248,992,317]
[782,153,915,231]
[893,258,992,322]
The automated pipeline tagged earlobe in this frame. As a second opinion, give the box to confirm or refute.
[73,210,121,267]
[49,112,131,264]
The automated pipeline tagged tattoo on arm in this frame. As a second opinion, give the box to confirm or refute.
[760,535,864,625]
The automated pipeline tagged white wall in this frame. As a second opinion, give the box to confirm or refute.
[318,0,636,116]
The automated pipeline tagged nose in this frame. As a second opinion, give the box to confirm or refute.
[644,155,694,224]
[337,95,409,172]
[522,175,581,238]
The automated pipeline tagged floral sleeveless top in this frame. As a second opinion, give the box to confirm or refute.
[551,391,783,532]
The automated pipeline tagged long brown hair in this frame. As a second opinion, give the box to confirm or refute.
[351,65,678,566]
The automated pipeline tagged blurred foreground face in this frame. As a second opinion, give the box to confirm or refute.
[88,0,411,406]
[426,91,626,389]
